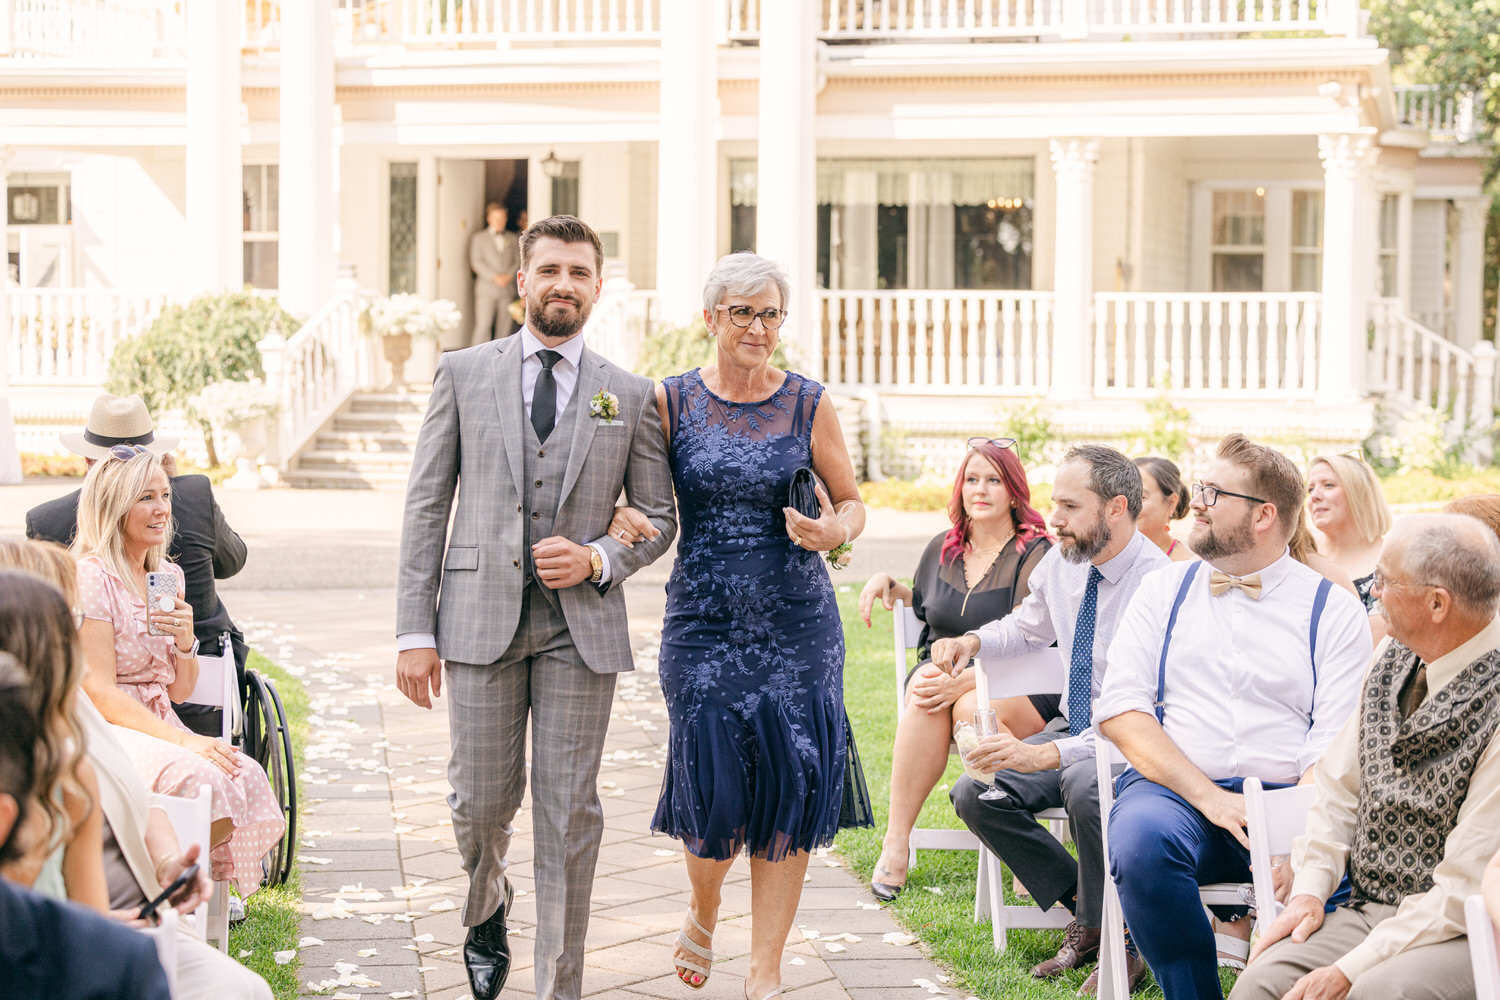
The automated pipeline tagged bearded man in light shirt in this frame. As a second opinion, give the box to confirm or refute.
[1231,512,1500,1000]
[1094,434,1373,1000]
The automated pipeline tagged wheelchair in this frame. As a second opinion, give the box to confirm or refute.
[175,633,298,889]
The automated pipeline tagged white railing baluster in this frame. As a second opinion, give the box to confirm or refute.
[1131,297,1149,388]
[896,296,912,386]
[1094,297,1111,393]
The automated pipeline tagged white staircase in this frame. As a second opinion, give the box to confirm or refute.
[282,388,429,490]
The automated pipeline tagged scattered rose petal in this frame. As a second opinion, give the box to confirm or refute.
[428,898,457,912]
[652,849,676,857]
[883,931,918,946]
[825,942,846,953]
[357,948,378,957]
[273,950,297,965]
[787,957,806,966]
[298,937,324,948]
[238,950,252,958]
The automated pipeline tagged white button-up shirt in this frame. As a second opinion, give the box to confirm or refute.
[519,325,584,420]
[971,529,1170,767]
[1095,551,1373,783]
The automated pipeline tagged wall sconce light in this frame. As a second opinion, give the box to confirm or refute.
[11,191,40,222]
[540,150,565,180]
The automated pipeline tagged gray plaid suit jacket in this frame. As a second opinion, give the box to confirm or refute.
[396,335,676,670]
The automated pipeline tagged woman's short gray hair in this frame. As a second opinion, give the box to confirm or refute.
[702,252,791,315]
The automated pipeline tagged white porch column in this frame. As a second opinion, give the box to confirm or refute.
[186,0,241,294]
[0,145,20,484]
[278,0,336,317]
[654,0,717,325]
[756,0,819,377]
[1453,196,1491,349]
[415,154,438,301]
[1317,133,1373,404]
[1049,138,1099,399]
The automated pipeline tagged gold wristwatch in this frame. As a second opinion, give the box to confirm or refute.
[589,547,604,583]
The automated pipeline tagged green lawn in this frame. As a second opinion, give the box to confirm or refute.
[835,585,1239,999]
[227,650,308,1000]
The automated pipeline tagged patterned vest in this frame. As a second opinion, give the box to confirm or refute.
[521,390,582,612]
[1349,640,1500,904]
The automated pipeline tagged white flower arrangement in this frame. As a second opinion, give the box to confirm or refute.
[366,294,462,340]
[188,378,281,427]
[1379,404,1451,474]
[589,389,620,421]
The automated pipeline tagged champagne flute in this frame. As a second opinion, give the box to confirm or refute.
[972,708,1010,802]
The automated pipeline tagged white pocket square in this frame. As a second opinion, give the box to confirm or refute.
[597,419,626,427]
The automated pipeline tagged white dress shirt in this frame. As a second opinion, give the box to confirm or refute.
[397,326,609,652]
[1290,617,1500,983]
[971,529,1170,767]
[1095,551,1373,783]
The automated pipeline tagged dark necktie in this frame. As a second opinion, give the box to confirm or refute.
[531,349,561,442]
[1398,660,1429,721]
[1068,566,1104,736]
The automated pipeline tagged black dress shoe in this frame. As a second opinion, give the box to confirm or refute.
[464,881,514,1000]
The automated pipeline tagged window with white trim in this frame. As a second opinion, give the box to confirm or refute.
[1378,193,1399,298]
[1291,190,1323,292]
[242,164,278,290]
[1210,189,1266,292]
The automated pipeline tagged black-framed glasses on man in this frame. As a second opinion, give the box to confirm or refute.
[1370,569,1437,593]
[716,305,787,330]
[107,444,150,462]
[967,437,1018,451]
[1190,482,1267,507]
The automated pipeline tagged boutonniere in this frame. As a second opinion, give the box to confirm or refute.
[589,389,620,421]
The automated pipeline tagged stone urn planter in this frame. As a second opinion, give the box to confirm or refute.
[367,294,462,391]
[381,331,415,391]
[222,412,272,490]
[189,379,281,490]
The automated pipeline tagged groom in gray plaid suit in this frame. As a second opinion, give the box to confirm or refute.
[395,215,676,1000]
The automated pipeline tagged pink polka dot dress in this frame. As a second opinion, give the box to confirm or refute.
[77,556,286,896]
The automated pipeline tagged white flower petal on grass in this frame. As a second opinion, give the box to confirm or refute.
[923,886,944,894]
[273,950,297,965]
[238,950,253,958]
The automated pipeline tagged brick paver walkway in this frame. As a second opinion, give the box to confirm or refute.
[231,588,956,1000]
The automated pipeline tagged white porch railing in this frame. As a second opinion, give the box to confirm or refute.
[1395,85,1479,142]
[3,0,184,58]
[1093,292,1321,396]
[7,289,171,384]
[583,279,659,372]
[332,0,661,46]
[1367,298,1490,425]
[818,290,1054,391]
[726,0,1346,41]
[259,275,378,466]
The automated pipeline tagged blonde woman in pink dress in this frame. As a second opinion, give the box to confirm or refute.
[73,445,284,896]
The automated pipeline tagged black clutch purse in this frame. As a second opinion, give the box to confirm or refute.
[788,467,821,519]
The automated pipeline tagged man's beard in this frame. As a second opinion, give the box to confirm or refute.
[1058,516,1111,564]
[1190,509,1256,560]
[528,290,592,340]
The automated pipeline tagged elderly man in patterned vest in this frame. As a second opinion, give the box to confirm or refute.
[1232,512,1500,1000]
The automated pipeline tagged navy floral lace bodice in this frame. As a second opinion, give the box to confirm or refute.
[650,368,858,860]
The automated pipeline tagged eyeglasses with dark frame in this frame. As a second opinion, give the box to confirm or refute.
[715,304,787,331]
[107,444,151,462]
[1370,569,1438,593]
[1190,482,1267,507]
[966,437,1018,451]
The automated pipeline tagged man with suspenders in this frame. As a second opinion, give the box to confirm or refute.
[1094,434,1373,1000]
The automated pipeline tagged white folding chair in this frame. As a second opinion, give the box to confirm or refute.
[150,783,229,952]
[891,602,1072,951]
[1094,742,1319,1000]
[140,907,180,999]
[182,632,240,744]
[1467,894,1500,1000]
[1243,777,1319,927]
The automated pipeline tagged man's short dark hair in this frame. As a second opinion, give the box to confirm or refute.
[0,653,37,867]
[1063,444,1143,519]
[519,215,603,274]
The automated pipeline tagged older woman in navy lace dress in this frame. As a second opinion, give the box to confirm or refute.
[610,252,868,1000]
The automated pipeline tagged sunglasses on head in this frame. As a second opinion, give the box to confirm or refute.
[107,444,151,462]
[967,437,1017,451]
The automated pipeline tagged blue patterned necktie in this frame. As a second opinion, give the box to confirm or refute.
[1068,566,1103,736]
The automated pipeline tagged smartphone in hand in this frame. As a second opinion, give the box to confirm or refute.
[145,571,174,637]
[137,862,200,922]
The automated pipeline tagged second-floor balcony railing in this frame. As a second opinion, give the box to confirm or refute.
[0,0,1361,60]
[1395,85,1480,142]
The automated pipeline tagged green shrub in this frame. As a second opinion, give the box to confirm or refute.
[1140,378,1192,461]
[106,293,295,463]
[998,400,1054,467]
[633,316,790,382]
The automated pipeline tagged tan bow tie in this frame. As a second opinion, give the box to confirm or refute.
[1208,570,1263,599]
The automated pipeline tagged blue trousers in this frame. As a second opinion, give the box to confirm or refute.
[1108,770,1267,1000]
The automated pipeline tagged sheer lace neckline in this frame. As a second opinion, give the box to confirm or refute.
[691,367,792,407]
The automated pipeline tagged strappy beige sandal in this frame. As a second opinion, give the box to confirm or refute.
[673,911,714,989]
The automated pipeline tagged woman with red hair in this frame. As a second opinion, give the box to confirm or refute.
[858,437,1052,900]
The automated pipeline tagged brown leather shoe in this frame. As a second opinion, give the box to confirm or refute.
[1031,921,1102,979]
[1077,952,1148,995]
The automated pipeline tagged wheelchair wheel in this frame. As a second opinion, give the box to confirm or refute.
[243,669,297,888]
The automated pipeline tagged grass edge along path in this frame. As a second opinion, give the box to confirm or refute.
[833,585,1240,1000]
[227,650,308,1000]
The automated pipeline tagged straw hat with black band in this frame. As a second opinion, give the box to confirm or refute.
[60,394,180,460]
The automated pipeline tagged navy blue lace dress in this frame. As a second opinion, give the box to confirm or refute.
[651,369,871,861]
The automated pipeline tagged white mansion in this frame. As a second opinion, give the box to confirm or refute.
[0,0,1492,483]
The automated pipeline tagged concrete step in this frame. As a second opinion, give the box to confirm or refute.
[331,411,426,435]
[348,391,431,415]
[314,433,417,454]
[282,467,412,491]
[294,449,418,472]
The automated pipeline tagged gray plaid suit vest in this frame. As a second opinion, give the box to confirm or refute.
[522,387,584,611]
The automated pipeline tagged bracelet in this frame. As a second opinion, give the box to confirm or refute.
[175,637,200,658]
[154,852,183,883]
